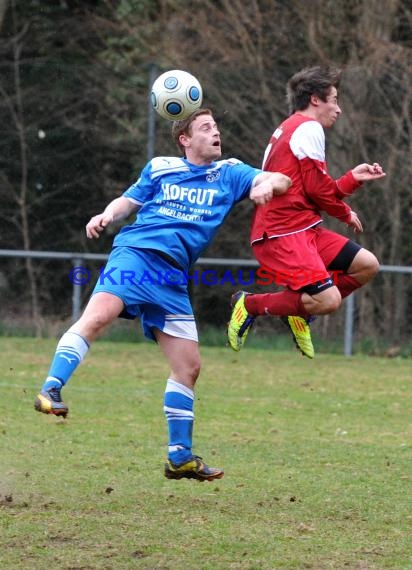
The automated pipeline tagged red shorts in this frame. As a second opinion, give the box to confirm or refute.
[252,226,350,291]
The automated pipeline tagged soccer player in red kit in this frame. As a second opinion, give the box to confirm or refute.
[227,66,386,358]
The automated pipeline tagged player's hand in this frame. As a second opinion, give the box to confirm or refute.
[250,186,276,205]
[250,173,291,205]
[351,162,386,182]
[271,173,292,195]
[86,213,113,239]
[347,210,363,233]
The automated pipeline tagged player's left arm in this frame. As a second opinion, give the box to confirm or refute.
[351,162,385,184]
[336,162,386,198]
[249,171,292,205]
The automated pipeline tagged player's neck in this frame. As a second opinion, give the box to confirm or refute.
[184,154,215,167]
[296,108,318,121]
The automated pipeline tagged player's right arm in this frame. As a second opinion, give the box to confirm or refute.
[250,171,292,205]
[86,196,140,239]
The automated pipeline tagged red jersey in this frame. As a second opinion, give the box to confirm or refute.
[251,113,361,243]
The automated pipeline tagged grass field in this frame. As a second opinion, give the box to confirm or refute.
[1,337,411,569]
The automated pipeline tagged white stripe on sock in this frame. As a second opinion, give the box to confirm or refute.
[165,379,194,399]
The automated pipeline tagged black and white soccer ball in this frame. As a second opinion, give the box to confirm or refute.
[151,70,203,121]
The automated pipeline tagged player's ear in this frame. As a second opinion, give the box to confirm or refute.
[310,94,320,107]
[179,133,190,148]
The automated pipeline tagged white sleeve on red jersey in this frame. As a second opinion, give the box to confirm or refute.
[289,120,325,163]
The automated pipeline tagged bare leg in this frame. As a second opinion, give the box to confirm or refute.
[346,249,379,285]
[35,292,125,416]
[69,292,125,342]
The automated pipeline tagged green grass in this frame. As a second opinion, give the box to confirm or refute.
[1,338,411,569]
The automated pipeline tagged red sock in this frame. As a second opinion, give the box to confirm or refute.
[335,274,361,299]
[245,290,309,318]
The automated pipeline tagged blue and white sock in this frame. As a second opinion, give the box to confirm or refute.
[42,331,89,391]
[163,378,194,465]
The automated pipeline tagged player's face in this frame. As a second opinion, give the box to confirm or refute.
[182,115,221,165]
[316,87,342,128]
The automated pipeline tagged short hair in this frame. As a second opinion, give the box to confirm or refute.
[171,108,213,154]
[286,66,342,114]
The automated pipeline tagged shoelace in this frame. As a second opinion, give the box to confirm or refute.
[48,388,62,403]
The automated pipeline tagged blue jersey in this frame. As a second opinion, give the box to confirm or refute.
[113,156,261,270]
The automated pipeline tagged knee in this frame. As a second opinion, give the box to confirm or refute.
[89,314,112,333]
[76,311,113,338]
[76,293,123,339]
[317,288,342,314]
[188,358,201,384]
[175,356,201,387]
[351,250,380,283]
[364,252,380,278]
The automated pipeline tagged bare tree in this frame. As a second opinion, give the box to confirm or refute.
[0,2,43,334]
[0,0,8,31]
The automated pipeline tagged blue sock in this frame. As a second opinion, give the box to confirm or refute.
[163,378,194,465]
[42,331,89,391]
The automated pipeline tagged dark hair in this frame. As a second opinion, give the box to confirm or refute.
[286,66,342,113]
[171,108,213,154]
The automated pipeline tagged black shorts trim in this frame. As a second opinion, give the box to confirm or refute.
[328,240,361,273]
[300,277,334,295]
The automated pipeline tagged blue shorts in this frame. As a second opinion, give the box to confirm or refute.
[92,246,198,342]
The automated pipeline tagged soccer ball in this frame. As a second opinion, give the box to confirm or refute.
[151,70,203,121]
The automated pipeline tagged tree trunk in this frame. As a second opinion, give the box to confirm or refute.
[11,7,42,335]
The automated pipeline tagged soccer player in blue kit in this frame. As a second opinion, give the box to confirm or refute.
[34,108,291,481]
